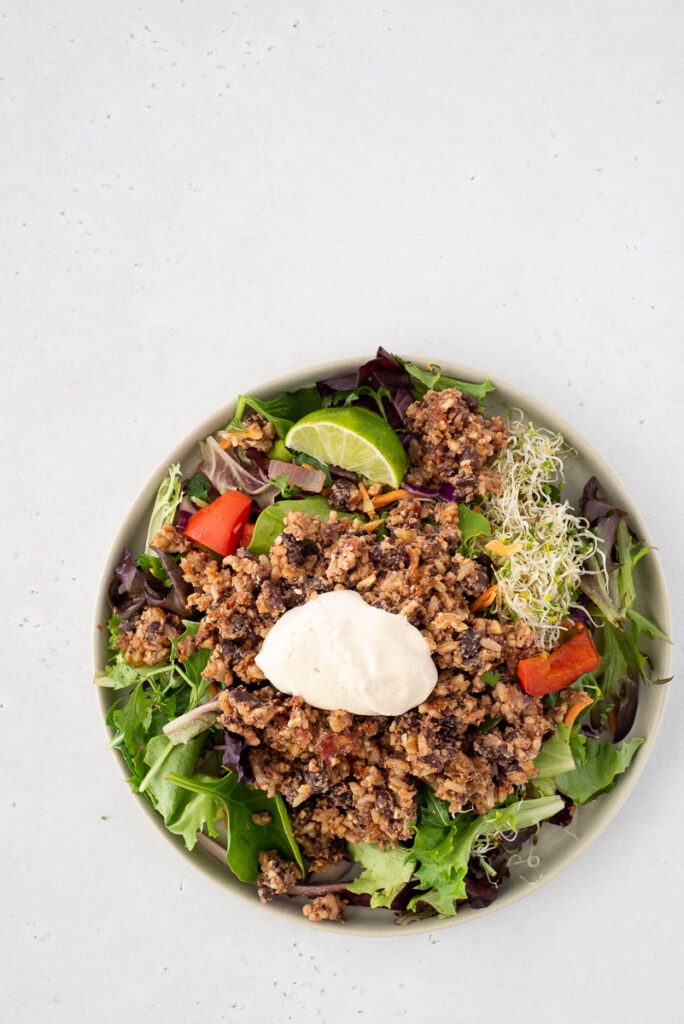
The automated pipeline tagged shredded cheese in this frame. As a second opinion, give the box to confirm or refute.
[483,412,600,648]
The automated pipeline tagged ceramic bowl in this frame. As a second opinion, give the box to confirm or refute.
[92,356,672,935]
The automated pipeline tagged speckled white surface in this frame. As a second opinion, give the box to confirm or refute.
[2,2,683,1021]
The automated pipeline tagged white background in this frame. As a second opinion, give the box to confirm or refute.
[2,2,682,1021]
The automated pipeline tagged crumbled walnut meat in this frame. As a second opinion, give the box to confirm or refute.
[113,383,557,894]
[196,496,553,861]
[302,892,348,923]
[116,606,182,667]
[148,522,193,554]
[328,479,364,511]
[219,413,275,453]
[256,850,301,902]
[404,388,507,500]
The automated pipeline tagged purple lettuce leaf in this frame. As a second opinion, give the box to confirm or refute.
[222,730,254,785]
[316,347,415,430]
[107,548,191,619]
[197,436,279,508]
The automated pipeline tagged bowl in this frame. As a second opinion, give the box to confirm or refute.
[92,355,672,935]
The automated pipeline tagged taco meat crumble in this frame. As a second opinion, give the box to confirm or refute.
[114,389,565,915]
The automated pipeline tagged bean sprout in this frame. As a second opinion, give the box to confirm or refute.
[484,412,601,648]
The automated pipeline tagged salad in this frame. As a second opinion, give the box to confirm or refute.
[96,349,669,925]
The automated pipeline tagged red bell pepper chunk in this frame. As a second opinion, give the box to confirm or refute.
[517,628,602,697]
[183,490,252,557]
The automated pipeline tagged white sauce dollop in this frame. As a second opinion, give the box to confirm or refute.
[254,589,438,716]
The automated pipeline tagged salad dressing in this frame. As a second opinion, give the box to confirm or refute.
[254,589,438,716]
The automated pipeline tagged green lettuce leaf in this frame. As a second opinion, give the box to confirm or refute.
[139,734,209,848]
[165,771,305,882]
[145,462,184,552]
[346,842,416,908]
[555,735,644,805]
[322,384,393,420]
[533,724,576,780]
[232,387,322,439]
[101,618,212,792]
[185,471,212,504]
[393,355,495,408]
[406,790,563,917]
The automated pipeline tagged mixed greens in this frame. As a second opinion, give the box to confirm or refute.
[96,349,669,923]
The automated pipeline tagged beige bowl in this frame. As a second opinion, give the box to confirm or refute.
[92,356,672,935]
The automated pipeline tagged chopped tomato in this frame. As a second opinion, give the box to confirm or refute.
[517,628,602,697]
[183,490,252,557]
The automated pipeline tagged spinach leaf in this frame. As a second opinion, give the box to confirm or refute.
[457,503,491,554]
[139,734,209,848]
[248,495,336,555]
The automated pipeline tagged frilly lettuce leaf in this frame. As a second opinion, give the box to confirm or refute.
[406,792,563,917]
[555,734,644,805]
[346,842,416,909]
[145,463,184,552]
[346,789,563,918]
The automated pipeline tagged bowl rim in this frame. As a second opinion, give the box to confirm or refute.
[92,353,673,936]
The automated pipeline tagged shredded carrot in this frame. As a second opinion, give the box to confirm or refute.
[358,519,383,532]
[563,690,593,726]
[207,682,219,697]
[357,481,375,514]
[608,707,618,735]
[485,538,523,558]
[470,583,498,612]
[372,488,409,509]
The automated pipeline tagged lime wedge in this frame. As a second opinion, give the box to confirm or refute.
[285,407,408,488]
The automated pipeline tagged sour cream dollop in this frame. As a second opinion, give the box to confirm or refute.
[254,589,438,716]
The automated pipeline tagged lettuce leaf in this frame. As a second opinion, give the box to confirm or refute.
[555,735,644,805]
[533,724,576,780]
[406,791,563,917]
[145,463,184,552]
[393,355,495,408]
[232,387,322,439]
[197,435,279,508]
[348,789,563,919]
[101,621,212,787]
[139,734,209,848]
[165,771,305,882]
[346,842,416,908]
